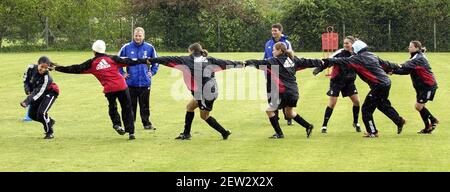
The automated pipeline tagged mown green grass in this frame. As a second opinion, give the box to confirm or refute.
[0,51,449,172]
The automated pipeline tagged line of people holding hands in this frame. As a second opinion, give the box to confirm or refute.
[22,31,438,141]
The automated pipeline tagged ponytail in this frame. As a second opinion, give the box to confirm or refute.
[421,47,427,53]
[411,40,426,53]
[189,43,208,57]
[200,49,209,57]
[274,42,294,59]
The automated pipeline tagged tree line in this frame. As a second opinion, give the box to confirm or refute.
[1,0,449,52]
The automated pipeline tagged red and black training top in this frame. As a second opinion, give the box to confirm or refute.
[55,53,146,93]
[246,54,323,99]
[325,49,395,89]
[329,49,357,82]
[147,55,243,100]
[392,51,438,90]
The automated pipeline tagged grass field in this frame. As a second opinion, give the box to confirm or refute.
[0,51,449,172]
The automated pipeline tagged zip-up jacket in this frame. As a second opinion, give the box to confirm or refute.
[246,55,323,98]
[55,53,147,93]
[392,51,438,90]
[264,35,292,60]
[118,41,159,87]
[23,64,59,105]
[324,49,394,89]
[147,55,243,100]
[329,49,357,82]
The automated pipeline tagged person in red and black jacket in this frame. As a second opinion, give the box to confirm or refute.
[321,36,361,134]
[54,40,147,140]
[390,41,439,134]
[245,42,323,139]
[146,43,242,140]
[21,56,60,139]
[316,40,406,138]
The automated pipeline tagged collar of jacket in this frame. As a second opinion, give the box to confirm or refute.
[410,51,421,59]
[132,40,145,47]
[356,48,368,55]
[272,34,288,42]
[94,52,107,58]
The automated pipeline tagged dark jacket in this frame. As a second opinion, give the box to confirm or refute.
[246,55,322,98]
[23,65,59,105]
[329,49,357,82]
[325,49,393,89]
[392,51,438,90]
[147,55,243,101]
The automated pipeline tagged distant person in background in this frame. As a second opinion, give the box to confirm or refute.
[119,27,159,130]
[264,23,293,126]
[21,56,60,139]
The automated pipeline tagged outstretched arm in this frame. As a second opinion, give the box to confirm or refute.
[392,60,415,75]
[244,59,270,70]
[208,57,244,70]
[55,59,93,74]
[110,55,147,66]
[378,58,400,73]
[147,56,186,68]
[293,57,324,71]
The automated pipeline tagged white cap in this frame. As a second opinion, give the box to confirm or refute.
[352,40,368,54]
[92,40,106,54]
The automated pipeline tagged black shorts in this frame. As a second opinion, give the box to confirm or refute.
[416,88,437,104]
[197,99,215,111]
[268,95,298,111]
[327,80,358,97]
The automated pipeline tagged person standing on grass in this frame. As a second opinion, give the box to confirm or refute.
[119,27,159,131]
[146,43,243,140]
[315,40,406,138]
[53,40,147,140]
[21,56,60,139]
[264,23,294,126]
[245,42,323,139]
[320,36,361,134]
[389,41,439,134]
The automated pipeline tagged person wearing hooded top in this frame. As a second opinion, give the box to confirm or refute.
[264,23,294,126]
[54,40,147,140]
[315,40,406,138]
[145,43,243,140]
[388,41,439,134]
[246,42,323,139]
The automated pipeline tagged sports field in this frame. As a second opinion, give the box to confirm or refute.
[0,52,449,172]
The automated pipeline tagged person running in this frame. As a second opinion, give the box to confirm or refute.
[119,27,159,130]
[146,43,242,140]
[54,40,147,140]
[21,56,60,139]
[264,23,293,126]
[315,40,406,138]
[321,36,361,133]
[245,42,323,139]
[390,41,439,134]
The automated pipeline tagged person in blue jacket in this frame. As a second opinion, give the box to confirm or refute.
[264,23,293,126]
[119,27,159,130]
